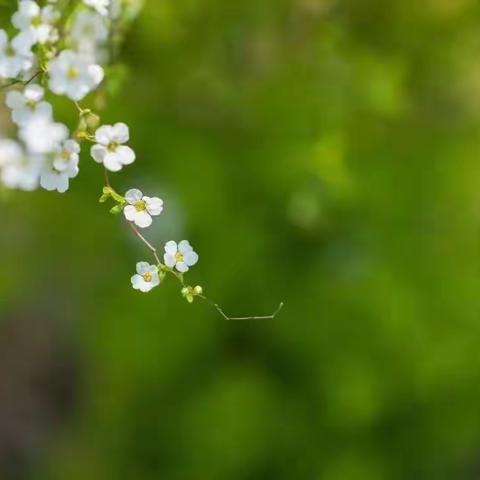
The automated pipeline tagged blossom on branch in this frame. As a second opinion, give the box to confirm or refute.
[131,262,161,293]
[0,139,40,191]
[90,122,135,172]
[164,240,199,273]
[12,0,60,45]
[48,50,104,101]
[123,188,163,228]
[39,139,80,193]
[70,10,108,63]
[0,30,34,79]
[6,84,52,126]
[19,117,68,155]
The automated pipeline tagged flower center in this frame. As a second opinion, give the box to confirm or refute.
[61,149,70,161]
[5,45,15,57]
[25,100,37,110]
[175,252,184,263]
[31,15,42,27]
[134,200,146,211]
[142,272,152,282]
[107,142,118,152]
[67,67,79,80]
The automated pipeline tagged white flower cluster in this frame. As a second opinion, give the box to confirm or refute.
[123,189,199,293]
[0,0,121,192]
[0,1,202,299]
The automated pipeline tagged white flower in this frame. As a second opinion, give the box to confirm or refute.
[19,117,68,154]
[5,84,52,126]
[123,188,163,228]
[39,139,80,193]
[164,240,199,273]
[48,50,104,100]
[0,30,34,79]
[90,122,135,172]
[131,262,160,293]
[12,1,60,45]
[0,139,41,191]
[83,0,110,16]
[70,10,108,62]
[0,139,20,168]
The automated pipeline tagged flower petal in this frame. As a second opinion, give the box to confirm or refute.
[164,240,177,255]
[5,91,24,110]
[178,240,192,253]
[150,272,160,287]
[94,125,113,145]
[125,188,142,204]
[87,64,104,86]
[24,84,43,102]
[139,282,153,292]
[64,139,80,153]
[36,101,53,121]
[184,251,199,266]
[131,274,144,290]
[134,211,152,228]
[136,262,151,274]
[164,254,176,268]
[90,144,106,163]
[176,261,189,273]
[103,151,123,172]
[144,196,163,216]
[123,204,137,221]
[111,122,129,143]
[115,145,135,165]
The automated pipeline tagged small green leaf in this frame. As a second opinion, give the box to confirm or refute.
[110,204,124,215]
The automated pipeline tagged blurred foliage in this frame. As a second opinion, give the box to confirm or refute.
[1,0,480,479]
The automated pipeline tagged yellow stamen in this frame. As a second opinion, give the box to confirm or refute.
[175,252,184,263]
[134,200,146,211]
[142,272,152,282]
[67,67,79,80]
[31,16,42,27]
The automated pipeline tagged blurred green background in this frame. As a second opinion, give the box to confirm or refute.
[2,0,480,478]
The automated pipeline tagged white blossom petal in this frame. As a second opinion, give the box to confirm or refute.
[24,84,43,102]
[164,253,176,268]
[90,144,106,163]
[125,188,143,204]
[184,251,199,266]
[123,204,137,221]
[134,210,152,228]
[5,91,24,109]
[136,262,151,275]
[103,152,123,171]
[144,196,163,216]
[115,145,135,165]
[111,122,129,143]
[150,272,160,287]
[178,240,192,254]
[164,241,178,255]
[94,125,113,145]
[176,262,189,273]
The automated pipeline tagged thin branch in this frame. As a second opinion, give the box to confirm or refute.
[0,71,43,91]
[201,296,284,321]
[104,168,111,188]
[126,220,162,265]
[101,143,283,321]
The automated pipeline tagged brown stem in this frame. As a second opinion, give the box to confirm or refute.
[200,296,284,321]
[0,70,43,91]
[127,220,162,265]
